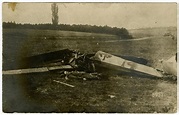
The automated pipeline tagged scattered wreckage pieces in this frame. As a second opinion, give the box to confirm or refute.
[68,53,95,72]
[90,51,163,78]
[61,71,101,80]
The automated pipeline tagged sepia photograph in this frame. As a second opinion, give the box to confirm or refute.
[2,2,177,113]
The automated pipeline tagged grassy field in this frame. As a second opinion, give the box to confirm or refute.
[2,27,177,113]
[129,27,177,38]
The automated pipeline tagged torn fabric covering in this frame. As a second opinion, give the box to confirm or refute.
[163,55,177,76]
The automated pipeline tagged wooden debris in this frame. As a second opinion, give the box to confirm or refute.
[3,65,73,75]
[53,80,75,88]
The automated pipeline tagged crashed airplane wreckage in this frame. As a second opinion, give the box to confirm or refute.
[3,49,165,78]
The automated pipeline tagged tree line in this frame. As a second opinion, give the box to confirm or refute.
[3,22,133,39]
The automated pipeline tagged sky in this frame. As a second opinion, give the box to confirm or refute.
[2,2,177,29]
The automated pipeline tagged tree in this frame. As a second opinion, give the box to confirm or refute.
[51,3,59,25]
